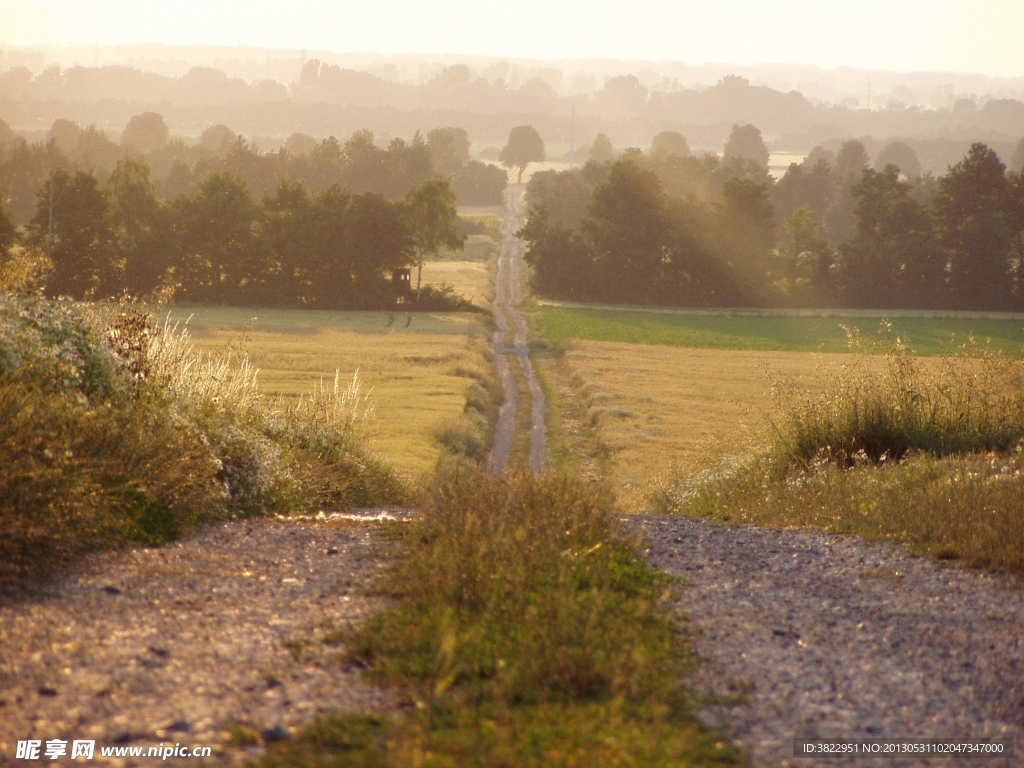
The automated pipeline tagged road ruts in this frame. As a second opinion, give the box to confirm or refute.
[487,184,546,475]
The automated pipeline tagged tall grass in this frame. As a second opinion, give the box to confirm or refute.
[767,332,1024,468]
[258,470,739,767]
[657,331,1024,574]
[0,291,403,588]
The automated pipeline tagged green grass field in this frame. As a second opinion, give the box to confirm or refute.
[537,305,1024,356]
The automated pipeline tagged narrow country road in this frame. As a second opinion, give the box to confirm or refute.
[488,183,546,475]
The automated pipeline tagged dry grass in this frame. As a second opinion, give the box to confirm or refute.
[647,336,1024,575]
[420,258,492,308]
[557,340,853,511]
[164,306,493,479]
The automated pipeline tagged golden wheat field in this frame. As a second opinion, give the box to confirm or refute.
[164,304,490,480]
[558,341,861,510]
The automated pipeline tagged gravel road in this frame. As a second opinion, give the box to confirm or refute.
[0,513,404,764]
[630,514,1024,768]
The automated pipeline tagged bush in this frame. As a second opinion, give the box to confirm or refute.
[655,329,1024,575]
[768,331,1024,469]
[0,293,405,587]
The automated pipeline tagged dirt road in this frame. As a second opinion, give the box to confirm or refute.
[487,184,546,475]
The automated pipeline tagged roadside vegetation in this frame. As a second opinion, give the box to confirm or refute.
[0,261,404,588]
[655,332,1024,575]
[254,470,739,767]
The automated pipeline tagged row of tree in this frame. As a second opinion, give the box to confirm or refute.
[0,157,468,308]
[523,142,1024,311]
[0,115,508,224]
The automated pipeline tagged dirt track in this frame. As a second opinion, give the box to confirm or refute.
[487,184,545,475]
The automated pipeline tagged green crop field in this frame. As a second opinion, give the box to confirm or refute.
[537,304,1024,356]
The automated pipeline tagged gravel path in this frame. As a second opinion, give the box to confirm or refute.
[0,512,405,764]
[630,515,1024,767]
[487,183,546,475]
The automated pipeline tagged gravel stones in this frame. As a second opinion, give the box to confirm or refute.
[0,514,401,761]
[630,515,1024,768]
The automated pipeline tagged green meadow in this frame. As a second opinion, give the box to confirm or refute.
[537,304,1024,356]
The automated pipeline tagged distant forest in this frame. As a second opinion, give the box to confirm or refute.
[0,115,506,225]
[524,129,1024,312]
[2,61,1024,173]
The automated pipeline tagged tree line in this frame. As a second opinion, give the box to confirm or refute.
[523,130,1024,312]
[0,115,507,225]
[0,156,471,309]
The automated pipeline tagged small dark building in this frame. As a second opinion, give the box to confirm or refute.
[392,268,412,294]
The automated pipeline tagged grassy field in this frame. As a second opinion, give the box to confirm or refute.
[536,302,1024,574]
[552,341,853,510]
[420,257,492,307]
[164,305,491,480]
[538,305,1024,356]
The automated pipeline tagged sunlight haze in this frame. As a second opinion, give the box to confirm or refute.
[1,0,1021,76]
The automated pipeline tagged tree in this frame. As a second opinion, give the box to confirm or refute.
[932,143,1013,309]
[426,127,471,177]
[650,131,690,158]
[772,159,832,225]
[838,166,943,308]
[716,177,776,298]
[170,172,259,303]
[121,112,169,154]
[452,161,507,205]
[404,178,464,301]
[500,125,545,184]
[778,205,833,303]
[581,160,668,302]
[875,141,921,178]
[0,138,70,224]
[590,134,615,163]
[824,140,870,245]
[834,140,870,177]
[48,119,82,152]
[200,124,237,155]
[27,169,111,298]
[0,194,17,260]
[520,211,593,300]
[285,133,318,156]
[344,192,414,302]
[723,124,769,168]
[1011,137,1024,174]
[107,158,165,295]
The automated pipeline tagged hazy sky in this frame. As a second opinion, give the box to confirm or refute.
[1,0,1022,77]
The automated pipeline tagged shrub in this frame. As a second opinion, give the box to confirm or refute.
[0,294,404,587]
[656,329,1024,574]
[768,332,1024,470]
